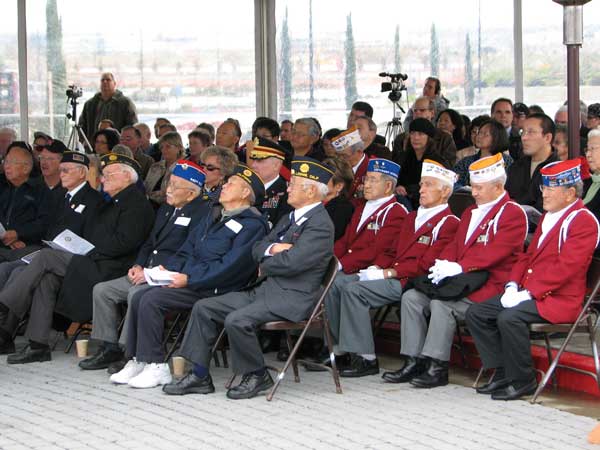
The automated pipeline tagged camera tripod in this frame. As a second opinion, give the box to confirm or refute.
[383,100,405,148]
[65,94,92,153]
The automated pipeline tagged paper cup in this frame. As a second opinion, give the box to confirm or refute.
[172,356,186,378]
[75,339,89,358]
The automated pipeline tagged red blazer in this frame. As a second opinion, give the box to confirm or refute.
[439,192,528,303]
[510,199,599,323]
[334,197,408,274]
[349,155,371,208]
[375,206,459,287]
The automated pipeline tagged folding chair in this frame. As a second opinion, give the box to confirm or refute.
[218,256,342,401]
[529,257,600,403]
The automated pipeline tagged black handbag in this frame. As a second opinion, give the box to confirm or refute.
[412,271,489,301]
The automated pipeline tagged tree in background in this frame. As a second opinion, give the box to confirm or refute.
[344,13,358,110]
[308,0,315,109]
[430,23,439,77]
[464,33,475,106]
[279,7,292,119]
[394,24,401,73]
[46,0,67,116]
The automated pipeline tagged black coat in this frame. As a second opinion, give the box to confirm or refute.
[325,195,355,241]
[46,182,103,240]
[134,194,219,268]
[258,176,292,229]
[0,175,51,246]
[55,184,155,322]
[506,151,558,212]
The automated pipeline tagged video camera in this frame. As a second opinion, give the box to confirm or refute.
[379,72,408,103]
[66,84,83,100]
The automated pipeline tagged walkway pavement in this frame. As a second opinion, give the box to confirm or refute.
[0,338,598,450]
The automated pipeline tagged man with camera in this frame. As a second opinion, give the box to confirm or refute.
[78,73,138,145]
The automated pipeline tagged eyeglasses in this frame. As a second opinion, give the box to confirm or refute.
[101,170,126,180]
[38,155,62,162]
[291,129,309,137]
[586,146,600,153]
[363,176,385,185]
[477,131,491,138]
[59,166,81,174]
[520,128,543,137]
[167,182,194,192]
[539,185,564,193]
[288,180,309,190]
[199,163,221,172]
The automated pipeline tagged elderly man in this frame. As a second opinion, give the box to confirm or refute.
[290,118,325,161]
[246,137,292,228]
[355,117,392,160]
[110,164,269,388]
[506,113,558,212]
[393,97,456,166]
[398,154,528,388]
[134,123,153,155]
[331,127,370,206]
[403,77,449,130]
[0,151,102,354]
[467,159,599,400]
[0,143,51,261]
[162,156,335,399]
[120,125,153,179]
[0,153,152,363]
[78,73,138,143]
[325,161,459,378]
[79,161,211,371]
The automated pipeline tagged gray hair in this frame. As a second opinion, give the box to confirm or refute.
[568,180,584,198]
[347,141,365,153]
[302,178,329,200]
[111,144,134,158]
[201,145,238,177]
[115,163,139,184]
[381,174,398,191]
[488,173,508,187]
[557,101,588,125]
[588,128,600,140]
[414,96,435,111]
[356,116,377,132]
[0,127,17,139]
[295,118,320,137]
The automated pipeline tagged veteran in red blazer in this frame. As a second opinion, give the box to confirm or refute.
[398,153,528,389]
[466,159,600,401]
[324,160,458,378]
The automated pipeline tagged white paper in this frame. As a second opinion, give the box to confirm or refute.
[174,216,191,226]
[225,219,243,234]
[143,267,178,286]
[42,229,95,256]
[21,249,42,264]
[0,222,6,239]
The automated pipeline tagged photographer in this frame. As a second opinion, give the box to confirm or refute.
[78,73,138,144]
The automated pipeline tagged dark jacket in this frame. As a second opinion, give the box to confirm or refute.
[166,206,269,295]
[258,176,292,229]
[134,195,218,268]
[46,182,103,240]
[392,128,457,167]
[364,142,393,160]
[78,89,138,142]
[0,175,51,246]
[55,184,155,322]
[505,151,558,212]
[325,195,355,241]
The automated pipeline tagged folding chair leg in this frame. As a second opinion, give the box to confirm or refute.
[225,374,236,390]
[453,315,468,369]
[285,331,300,383]
[587,315,600,390]
[372,305,392,337]
[221,348,228,368]
[210,328,226,369]
[323,315,342,395]
[162,313,182,352]
[164,315,191,362]
[543,333,558,390]
[65,324,87,354]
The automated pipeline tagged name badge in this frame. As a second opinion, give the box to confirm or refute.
[476,234,487,244]
[74,204,86,213]
[225,219,243,234]
[417,235,431,245]
[175,217,191,226]
[367,223,380,231]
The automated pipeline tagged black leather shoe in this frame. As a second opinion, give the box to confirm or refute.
[382,356,425,383]
[226,371,274,400]
[107,358,128,374]
[491,378,537,401]
[163,373,215,395]
[7,344,51,364]
[0,339,15,355]
[410,358,448,388]
[304,352,350,372]
[276,347,290,362]
[79,348,124,370]
[476,377,511,395]
[339,355,379,378]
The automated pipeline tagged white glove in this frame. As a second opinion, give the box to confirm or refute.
[437,260,463,278]
[427,259,445,284]
[337,261,343,272]
[358,269,385,282]
[501,287,531,308]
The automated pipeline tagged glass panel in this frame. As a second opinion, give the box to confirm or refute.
[26,0,256,145]
[523,0,600,121]
[0,2,20,133]
[275,0,515,137]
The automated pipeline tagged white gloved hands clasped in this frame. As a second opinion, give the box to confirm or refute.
[500,283,531,308]
[427,259,463,284]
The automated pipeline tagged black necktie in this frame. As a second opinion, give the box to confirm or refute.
[65,193,72,209]
[277,212,296,240]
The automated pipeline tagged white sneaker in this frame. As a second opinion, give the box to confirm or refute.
[128,363,172,389]
[110,359,146,384]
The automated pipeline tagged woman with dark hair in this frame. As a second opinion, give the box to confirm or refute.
[453,119,513,187]
[92,128,120,155]
[322,156,355,240]
[322,128,342,158]
[456,114,490,162]
[437,109,469,151]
